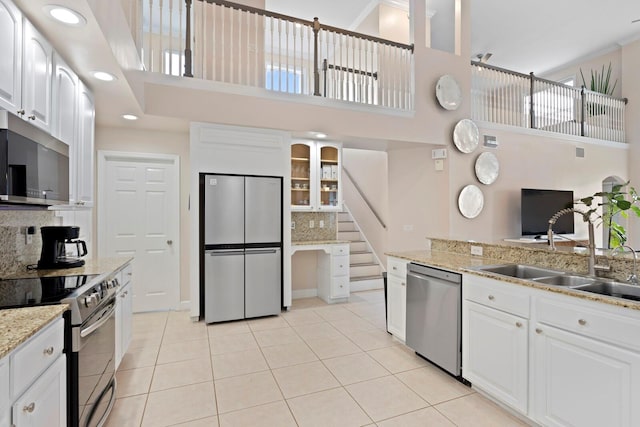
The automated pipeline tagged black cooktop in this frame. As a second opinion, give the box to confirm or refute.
[0,274,101,310]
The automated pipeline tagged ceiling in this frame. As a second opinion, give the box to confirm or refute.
[9,0,640,135]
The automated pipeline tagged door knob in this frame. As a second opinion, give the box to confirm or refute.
[167,240,173,245]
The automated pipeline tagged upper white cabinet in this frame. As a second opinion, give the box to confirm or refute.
[291,141,342,211]
[22,19,53,133]
[74,80,95,206]
[52,53,78,145]
[0,0,23,113]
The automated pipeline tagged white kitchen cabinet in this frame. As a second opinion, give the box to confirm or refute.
[463,300,528,414]
[12,354,66,427]
[115,263,134,369]
[51,53,78,145]
[0,0,23,113]
[386,256,408,341]
[21,19,53,133]
[74,80,95,206]
[290,141,342,211]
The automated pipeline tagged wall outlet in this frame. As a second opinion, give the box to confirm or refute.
[309,220,315,229]
[25,234,32,245]
[435,159,444,171]
[291,221,295,230]
[319,220,324,228]
[470,245,483,256]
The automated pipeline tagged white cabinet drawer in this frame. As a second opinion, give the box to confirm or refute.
[121,263,133,286]
[331,255,349,277]
[464,275,530,318]
[332,245,349,256]
[0,357,9,413]
[387,257,408,279]
[331,276,349,298]
[11,317,64,397]
[537,298,640,352]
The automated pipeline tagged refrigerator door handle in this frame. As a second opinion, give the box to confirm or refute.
[245,249,279,255]
[207,250,245,256]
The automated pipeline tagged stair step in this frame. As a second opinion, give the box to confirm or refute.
[350,263,381,277]
[350,274,383,282]
[350,262,378,267]
[350,252,374,264]
[338,231,361,240]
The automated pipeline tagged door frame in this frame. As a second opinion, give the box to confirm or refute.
[97,150,181,310]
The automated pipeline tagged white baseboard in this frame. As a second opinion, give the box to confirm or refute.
[179,300,191,311]
[350,279,384,292]
[292,289,318,299]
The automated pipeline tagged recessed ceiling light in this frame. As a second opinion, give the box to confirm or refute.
[92,71,116,82]
[44,5,86,26]
[122,114,138,121]
[314,132,327,139]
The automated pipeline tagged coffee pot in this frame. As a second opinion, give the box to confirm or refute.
[37,226,88,269]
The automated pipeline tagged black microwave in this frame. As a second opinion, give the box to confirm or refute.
[0,111,69,206]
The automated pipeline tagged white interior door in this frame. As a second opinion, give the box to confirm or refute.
[98,152,180,312]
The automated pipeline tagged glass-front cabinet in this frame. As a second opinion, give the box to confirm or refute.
[291,141,342,211]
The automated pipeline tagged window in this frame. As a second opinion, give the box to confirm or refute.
[559,76,575,87]
[163,50,184,76]
[265,66,302,94]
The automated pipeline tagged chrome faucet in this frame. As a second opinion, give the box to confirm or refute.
[547,207,609,277]
[615,245,638,285]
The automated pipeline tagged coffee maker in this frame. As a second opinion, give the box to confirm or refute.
[37,226,88,269]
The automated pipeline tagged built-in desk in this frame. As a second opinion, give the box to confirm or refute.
[291,241,350,304]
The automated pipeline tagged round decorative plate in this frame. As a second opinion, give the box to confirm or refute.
[474,152,499,185]
[435,75,462,110]
[453,119,480,153]
[458,185,484,219]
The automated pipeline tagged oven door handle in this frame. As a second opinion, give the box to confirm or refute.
[80,305,116,338]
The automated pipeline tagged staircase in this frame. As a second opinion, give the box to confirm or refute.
[337,211,384,292]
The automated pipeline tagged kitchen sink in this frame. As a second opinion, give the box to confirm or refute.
[573,282,640,302]
[474,264,563,279]
[533,275,601,287]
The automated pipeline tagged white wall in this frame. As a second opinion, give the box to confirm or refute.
[95,126,191,303]
[622,39,640,246]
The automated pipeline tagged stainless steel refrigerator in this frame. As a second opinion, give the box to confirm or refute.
[202,174,282,323]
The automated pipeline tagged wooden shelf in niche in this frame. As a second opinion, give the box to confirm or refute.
[291,177,310,180]
[291,188,310,192]
[320,159,338,164]
[320,179,338,182]
[292,157,310,162]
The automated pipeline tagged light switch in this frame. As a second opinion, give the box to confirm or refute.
[435,159,444,171]
[319,220,324,228]
[291,221,295,230]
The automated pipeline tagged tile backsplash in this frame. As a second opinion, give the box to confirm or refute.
[0,209,61,277]
[291,212,337,241]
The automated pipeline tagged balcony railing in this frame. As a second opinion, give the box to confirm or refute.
[136,0,414,110]
[471,61,627,143]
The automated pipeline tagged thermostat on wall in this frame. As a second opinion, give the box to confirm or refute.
[432,148,447,159]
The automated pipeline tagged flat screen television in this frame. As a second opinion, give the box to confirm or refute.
[521,189,575,236]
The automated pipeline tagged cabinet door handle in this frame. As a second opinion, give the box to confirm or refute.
[28,115,36,120]
[392,266,397,270]
[17,109,25,115]
[43,346,54,356]
[515,322,523,328]
[23,402,35,413]
[488,295,495,301]
[401,282,406,286]
[535,328,543,334]
[578,319,587,326]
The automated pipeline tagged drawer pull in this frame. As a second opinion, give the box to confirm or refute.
[43,346,54,356]
[339,265,343,268]
[392,266,397,270]
[515,322,523,328]
[488,295,495,301]
[23,402,35,413]
[578,319,587,326]
[401,282,406,286]
[535,328,543,334]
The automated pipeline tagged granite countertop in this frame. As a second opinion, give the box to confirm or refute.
[0,305,68,359]
[1,257,133,280]
[292,240,350,245]
[387,250,640,311]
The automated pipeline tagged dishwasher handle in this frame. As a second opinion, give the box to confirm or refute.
[206,249,244,256]
[407,263,461,284]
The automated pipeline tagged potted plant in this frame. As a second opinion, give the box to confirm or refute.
[580,62,618,117]
[576,181,640,248]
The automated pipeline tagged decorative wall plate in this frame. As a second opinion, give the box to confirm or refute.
[453,119,479,153]
[474,152,499,185]
[435,75,462,110]
[458,185,484,219]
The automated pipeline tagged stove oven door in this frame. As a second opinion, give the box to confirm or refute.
[74,299,116,427]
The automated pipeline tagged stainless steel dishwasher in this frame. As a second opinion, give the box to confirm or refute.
[406,263,462,377]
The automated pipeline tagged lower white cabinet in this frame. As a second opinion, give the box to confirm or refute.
[463,300,528,414]
[317,244,350,303]
[532,323,640,427]
[12,354,66,427]
[115,263,134,369]
[386,256,409,341]
[386,274,406,341]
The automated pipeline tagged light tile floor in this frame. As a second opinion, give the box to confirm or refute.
[105,290,529,427]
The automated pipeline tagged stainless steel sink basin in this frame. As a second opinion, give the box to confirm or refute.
[533,275,601,287]
[573,282,640,302]
[475,264,563,279]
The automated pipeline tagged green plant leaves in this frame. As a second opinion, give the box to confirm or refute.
[580,62,618,96]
